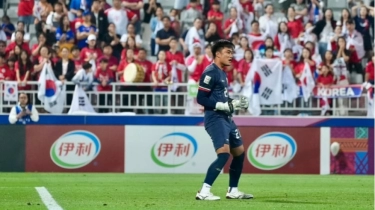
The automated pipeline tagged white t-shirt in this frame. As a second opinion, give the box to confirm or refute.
[120,34,142,45]
[105,8,135,36]
[11,32,31,42]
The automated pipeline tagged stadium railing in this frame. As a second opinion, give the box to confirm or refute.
[0,81,369,116]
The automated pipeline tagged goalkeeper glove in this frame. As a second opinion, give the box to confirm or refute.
[215,102,235,113]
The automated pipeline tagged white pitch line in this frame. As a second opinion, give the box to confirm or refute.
[35,187,63,210]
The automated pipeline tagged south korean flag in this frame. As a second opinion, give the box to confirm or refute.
[256,59,283,105]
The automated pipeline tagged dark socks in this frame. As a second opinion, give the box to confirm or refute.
[229,152,245,188]
[203,153,230,186]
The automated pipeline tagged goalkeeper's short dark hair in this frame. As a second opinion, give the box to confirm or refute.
[211,40,235,58]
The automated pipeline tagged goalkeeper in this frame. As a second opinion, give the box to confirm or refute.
[195,40,253,201]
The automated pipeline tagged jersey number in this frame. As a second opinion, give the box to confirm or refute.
[235,129,241,139]
[224,88,228,98]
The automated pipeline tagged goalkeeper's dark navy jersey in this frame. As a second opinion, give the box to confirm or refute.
[197,63,230,118]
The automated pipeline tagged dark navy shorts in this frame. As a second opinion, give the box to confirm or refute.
[205,116,243,151]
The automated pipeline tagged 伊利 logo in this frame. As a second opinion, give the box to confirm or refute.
[151,132,198,168]
[247,132,297,170]
[50,130,101,169]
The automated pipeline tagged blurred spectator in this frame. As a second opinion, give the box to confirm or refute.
[155,16,178,55]
[237,48,253,86]
[152,50,171,114]
[254,0,265,19]
[150,7,164,55]
[72,62,94,91]
[35,15,57,46]
[31,33,48,58]
[11,21,30,43]
[313,9,336,56]
[80,34,102,73]
[207,1,224,37]
[56,15,75,57]
[91,0,109,42]
[94,58,114,113]
[15,51,33,91]
[98,45,118,73]
[224,7,243,38]
[121,23,142,48]
[351,3,374,55]
[54,47,75,83]
[291,0,308,19]
[340,8,352,34]
[122,0,144,34]
[275,21,294,53]
[181,0,204,28]
[205,22,221,44]
[46,2,65,32]
[143,0,161,24]
[6,31,31,57]
[33,46,54,80]
[102,23,122,59]
[18,0,35,28]
[169,9,181,37]
[259,4,278,39]
[0,53,10,81]
[33,0,53,24]
[365,55,375,85]
[286,7,304,39]
[9,93,39,124]
[121,36,139,60]
[344,19,365,83]
[235,36,250,61]
[7,56,16,81]
[317,64,334,115]
[107,0,137,36]
[1,16,15,40]
[71,46,82,73]
[77,11,98,49]
[69,0,92,12]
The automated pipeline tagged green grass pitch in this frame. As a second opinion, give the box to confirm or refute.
[0,173,373,210]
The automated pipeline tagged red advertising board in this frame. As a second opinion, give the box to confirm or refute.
[224,127,320,174]
[25,126,124,172]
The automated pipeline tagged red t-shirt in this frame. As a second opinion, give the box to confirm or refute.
[224,19,237,38]
[73,58,83,73]
[152,61,171,83]
[166,51,185,83]
[18,0,34,16]
[97,56,119,70]
[121,48,139,60]
[224,59,238,84]
[95,67,114,91]
[185,55,205,82]
[122,0,142,17]
[287,19,304,39]
[366,61,375,82]
[136,59,153,83]
[80,47,103,62]
[15,61,32,90]
[237,59,252,82]
[5,42,31,57]
[207,10,224,37]
[0,64,10,81]
[240,1,254,13]
[317,73,334,85]
[186,4,203,12]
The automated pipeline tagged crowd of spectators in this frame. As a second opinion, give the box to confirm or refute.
[0,0,373,115]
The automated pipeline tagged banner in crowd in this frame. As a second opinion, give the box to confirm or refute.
[312,85,363,98]
[124,126,217,173]
[329,127,374,175]
[25,126,124,172]
[68,85,96,114]
[4,81,18,102]
[37,63,65,113]
[223,127,321,174]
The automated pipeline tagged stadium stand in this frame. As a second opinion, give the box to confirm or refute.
[0,0,373,116]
